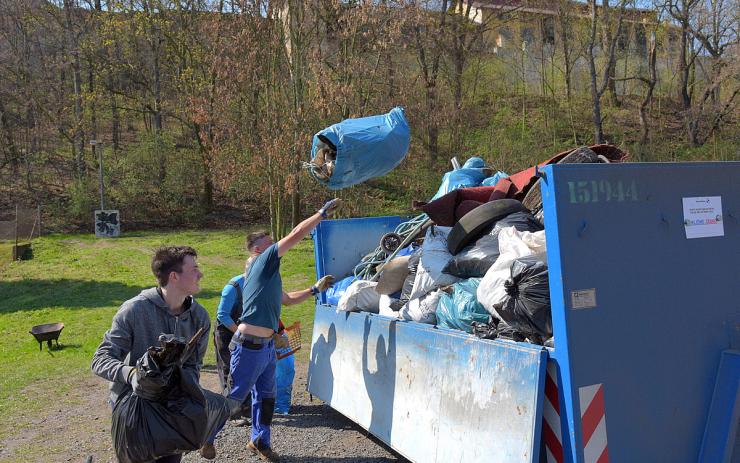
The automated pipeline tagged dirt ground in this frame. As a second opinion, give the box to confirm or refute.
[0,360,406,463]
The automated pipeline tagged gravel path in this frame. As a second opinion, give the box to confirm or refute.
[182,362,408,463]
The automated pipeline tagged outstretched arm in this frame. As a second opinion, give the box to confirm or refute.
[277,199,341,258]
[282,275,336,306]
[282,289,312,306]
[277,213,322,258]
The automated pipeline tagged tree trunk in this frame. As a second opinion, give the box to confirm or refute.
[89,65,97,143]
[559,7,572,101]
[452,51,464,154]
[201,173,213,213]
[607,61,620,106]
[153,47,162,133]
[587,0,605,143]
[677,21,700,146]
[0,98,20,168]
[64,0,85,177]
[291,176,300,228]
[426,84,439,162]
[638,32,657,147]
[109,84,120,151]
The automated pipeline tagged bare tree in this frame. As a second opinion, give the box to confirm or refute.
[63,0,86,177]
[666,0,739,144]
[445,1,493,154]
[586,0,629,143]
[411,0,449,163]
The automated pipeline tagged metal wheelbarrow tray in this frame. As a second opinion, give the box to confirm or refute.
[30,323,64,351]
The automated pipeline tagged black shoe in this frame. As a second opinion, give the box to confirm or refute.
[232,417,251,427]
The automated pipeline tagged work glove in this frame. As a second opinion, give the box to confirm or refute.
[273,332,290,350]
[311,275,336,294]
[318,198,342,218]
[126,367,139,391]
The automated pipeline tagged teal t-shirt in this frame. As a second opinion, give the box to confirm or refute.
[239,243,282,332]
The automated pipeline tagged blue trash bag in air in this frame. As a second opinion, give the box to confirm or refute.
[436,278,490,333]
[275,352,295,415]
[310,107,410,189]
[430,157,489,200]
[481,171,509,187]
[325,275,356,306]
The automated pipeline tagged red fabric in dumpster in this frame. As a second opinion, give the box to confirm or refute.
[416,145,627,226]
[416,187,496,226]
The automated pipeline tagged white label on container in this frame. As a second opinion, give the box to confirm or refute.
[571,289,597,310]
[683,196,724,239]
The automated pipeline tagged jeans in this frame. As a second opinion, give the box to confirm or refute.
[214,327,252,418]
[209,338,276,447]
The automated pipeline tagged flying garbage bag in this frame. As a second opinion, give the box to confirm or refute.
[307,107,410,189]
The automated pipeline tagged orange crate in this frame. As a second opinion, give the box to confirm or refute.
[276,321,301,359]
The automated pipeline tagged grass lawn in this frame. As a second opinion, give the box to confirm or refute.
[0,230,319,441]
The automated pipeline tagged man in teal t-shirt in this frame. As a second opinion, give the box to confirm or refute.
[205,199,340,462]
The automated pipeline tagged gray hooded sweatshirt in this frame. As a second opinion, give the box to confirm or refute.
[91,287,211,405]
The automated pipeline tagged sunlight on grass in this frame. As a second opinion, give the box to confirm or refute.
[0,230,319,440]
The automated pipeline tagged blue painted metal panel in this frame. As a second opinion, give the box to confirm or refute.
[312,216,402,305]
[540,162,740,463]
[308,306,547,463]
[699,350,740,463]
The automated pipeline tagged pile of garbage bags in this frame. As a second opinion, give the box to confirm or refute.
[329,145,627,345]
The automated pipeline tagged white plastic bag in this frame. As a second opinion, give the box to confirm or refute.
[477,227,547,317]
[400,290,442,325]
[378,295,401,319]
[337,280,381,313]
[408,226,459,300]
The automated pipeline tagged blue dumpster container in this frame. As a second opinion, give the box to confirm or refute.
[308,162,740,463]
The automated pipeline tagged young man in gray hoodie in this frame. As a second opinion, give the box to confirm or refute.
[91,245,211,463]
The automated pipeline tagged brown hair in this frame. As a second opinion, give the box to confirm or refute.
[151,246,197,286]
[246,230,269,251]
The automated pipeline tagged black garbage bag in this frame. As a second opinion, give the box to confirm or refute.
[390,249,421,311]
[471,317,499,340]
[471,318,531,342]
[112,333,239,463]
[444,211,544,278]
[495,322,529,343]
[496,257,551,342]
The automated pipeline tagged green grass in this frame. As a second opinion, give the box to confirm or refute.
[0,230,318,440]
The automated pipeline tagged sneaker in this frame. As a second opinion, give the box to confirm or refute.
[199,443,216,460]
[247,440,280,462]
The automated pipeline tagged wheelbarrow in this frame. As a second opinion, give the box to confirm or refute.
[29,323,64,351]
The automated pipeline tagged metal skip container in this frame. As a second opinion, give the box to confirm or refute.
[308,162,740,463]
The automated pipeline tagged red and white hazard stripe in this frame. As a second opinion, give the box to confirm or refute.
[579,383,609,463]
[542,360,564,463]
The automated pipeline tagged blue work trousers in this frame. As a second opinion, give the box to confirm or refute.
[210,339,277,447]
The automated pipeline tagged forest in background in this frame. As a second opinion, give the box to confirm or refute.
[0,0,737,235]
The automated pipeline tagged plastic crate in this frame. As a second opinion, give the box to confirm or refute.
[276,321,301,360]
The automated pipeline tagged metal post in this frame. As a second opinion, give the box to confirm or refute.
[14,204,18,251]
[91,140,104,210]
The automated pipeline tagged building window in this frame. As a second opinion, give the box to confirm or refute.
[497,26,512,48]
[521,27,534,46]
[635,25,647,54]
[542,17,555,45]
